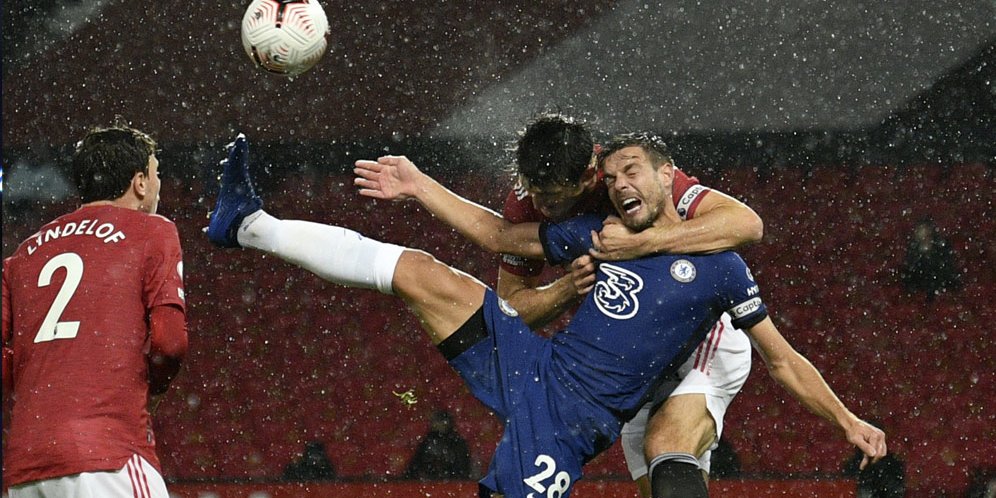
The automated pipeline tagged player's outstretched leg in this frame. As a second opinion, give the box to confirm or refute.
[206,133,263,248]
[205,134,403,294]
[203,134,486,345]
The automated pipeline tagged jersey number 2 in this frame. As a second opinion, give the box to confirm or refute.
[34,252,83,343]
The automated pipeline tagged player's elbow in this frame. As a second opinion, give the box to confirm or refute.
[488,225,533,258]
[479,234,508,254]
[740,211,764,245]
[765,360,791,384]
[764,350,811,388]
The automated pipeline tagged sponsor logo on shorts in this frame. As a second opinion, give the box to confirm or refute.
[594,263,644,320]
[670,259,696,283]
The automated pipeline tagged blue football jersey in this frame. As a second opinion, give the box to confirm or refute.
[540,214,768,418]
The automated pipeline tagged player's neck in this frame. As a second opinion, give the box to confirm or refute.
[81,197,142,212]
[653,202,683,228]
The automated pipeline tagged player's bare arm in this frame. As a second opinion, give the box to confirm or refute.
[354,155,598,329]
[590,188,763,260]
[354,155,544,258]
[496,267,585,328]
[745,316,888,469]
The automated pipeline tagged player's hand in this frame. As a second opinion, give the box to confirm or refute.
[846,419,888,470]
[569,255,597,295]
[354,155,422,201]
[589,216,652,261]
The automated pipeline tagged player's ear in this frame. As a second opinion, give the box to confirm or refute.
[656,161,675,186]
[131,170,150,198]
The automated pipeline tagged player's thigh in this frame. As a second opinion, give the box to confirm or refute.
[621,405,654,497]
[621,404,652,479]
[645,393,716,458]
[9,455,168,498]
[393,250,487,344]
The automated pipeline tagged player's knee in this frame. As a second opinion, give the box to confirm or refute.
[644,407,716,459]
[398,248,437,271]
[645,426,716,461]
[395,250,444,292]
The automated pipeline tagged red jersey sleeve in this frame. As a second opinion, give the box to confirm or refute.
[672,168,711,220]
[141,216,188,396]
[142,215,186,312]
[499,184,547,277]
[147,305,187,395]
[3,260,12,393]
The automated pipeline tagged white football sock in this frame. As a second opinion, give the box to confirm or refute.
[237,211,404,294]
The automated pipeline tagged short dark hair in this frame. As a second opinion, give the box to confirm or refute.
[72,122,157,203]
[515,112,594,189]
[597,132,673,170]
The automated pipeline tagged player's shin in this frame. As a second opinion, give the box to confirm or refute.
[238,211,403,294]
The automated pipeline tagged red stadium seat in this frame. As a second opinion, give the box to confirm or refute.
[74,166,981,497]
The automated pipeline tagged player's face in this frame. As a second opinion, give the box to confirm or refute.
[523,178,589,221]
[602,146,671,231]
[142,155,162,214]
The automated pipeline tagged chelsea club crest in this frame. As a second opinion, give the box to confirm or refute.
[670,259,697,283]
[497,297,519,317]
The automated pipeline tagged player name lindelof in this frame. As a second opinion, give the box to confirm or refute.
[26,218,126,255]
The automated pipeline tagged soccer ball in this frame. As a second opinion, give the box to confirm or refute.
[241,0,329,77]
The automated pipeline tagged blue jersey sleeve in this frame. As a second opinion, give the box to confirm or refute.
[539,214,604,266]
[720,254,769,329]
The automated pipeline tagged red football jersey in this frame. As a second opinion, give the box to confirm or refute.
[500,167,710,276]
[2,204,186,486]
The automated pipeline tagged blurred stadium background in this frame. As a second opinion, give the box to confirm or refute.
[3,1,994,496]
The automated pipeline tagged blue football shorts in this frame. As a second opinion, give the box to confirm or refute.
[439,290,619,497]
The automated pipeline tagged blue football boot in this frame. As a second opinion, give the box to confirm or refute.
[206,134,263,248]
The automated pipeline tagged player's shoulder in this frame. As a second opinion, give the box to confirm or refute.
[140,213,181,243]
[96,209,179,248]
[105,208,176,234]
[698,250,746,266]
[145,212,177,227]
[503,183,542,222]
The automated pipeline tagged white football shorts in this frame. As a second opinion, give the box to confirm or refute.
[621,313,752,479]
[8,454,168,498]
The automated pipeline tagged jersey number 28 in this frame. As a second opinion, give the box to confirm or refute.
[524,454,571,498]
